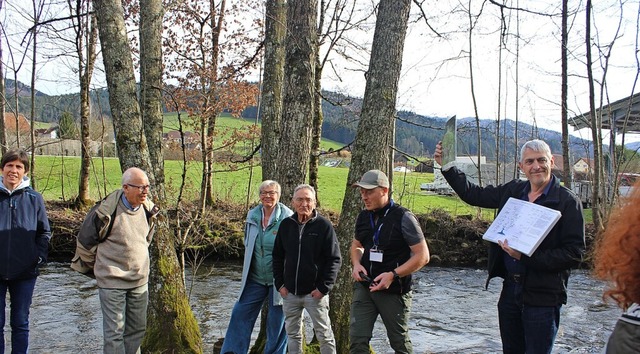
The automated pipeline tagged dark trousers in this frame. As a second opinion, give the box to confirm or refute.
[221,280,287,354]
[0,277,37,354]
[605,319,640,353]
[349,282,413,354]
[497,280,561,354]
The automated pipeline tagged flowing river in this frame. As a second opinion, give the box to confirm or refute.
[18,262,618,353]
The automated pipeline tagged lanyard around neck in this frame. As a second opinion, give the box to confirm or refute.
[369,200,394,247]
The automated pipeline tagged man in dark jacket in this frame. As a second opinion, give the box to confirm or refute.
[273,184,341,354]
[434,139,585,354]
[350,169,430,354]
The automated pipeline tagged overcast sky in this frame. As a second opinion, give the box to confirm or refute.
[3,0,639,142]
[321,0,640,143]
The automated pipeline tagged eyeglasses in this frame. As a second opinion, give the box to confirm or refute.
[294,197,314,204]
[260,191,278,197]
[126,183,151,192]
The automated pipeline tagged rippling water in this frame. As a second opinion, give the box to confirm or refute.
[17,262,618,353]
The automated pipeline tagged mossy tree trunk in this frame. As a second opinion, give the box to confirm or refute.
[76,4,98,206]
[95,0,202,352]
[331,0,411,352]
[254,1,287,346]
[140,0,166,202]
[141,0,203,352]
[93,0,153,176]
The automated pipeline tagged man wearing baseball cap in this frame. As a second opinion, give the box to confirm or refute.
[349,169,430,354]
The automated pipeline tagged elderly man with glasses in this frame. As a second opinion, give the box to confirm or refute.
[272,184,341,354]
[75,167,159,354]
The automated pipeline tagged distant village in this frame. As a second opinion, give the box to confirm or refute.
[3,112,201,159]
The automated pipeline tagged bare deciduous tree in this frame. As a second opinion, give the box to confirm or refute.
[27,0,46,189]
[465,0,485,188]
[69,0,99,206]
[0,0,6,154]
[560,0,573,189]
[309,0,370,205]
[164,0,261,209]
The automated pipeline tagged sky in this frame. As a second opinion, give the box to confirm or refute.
[3,0,639,143]
[321,0,640,143]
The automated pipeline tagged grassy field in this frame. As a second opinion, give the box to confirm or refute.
[30,115,592,223]
[31,155,496,219]
[162,112,346,152]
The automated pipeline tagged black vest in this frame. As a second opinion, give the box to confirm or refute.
[355,203,413,294]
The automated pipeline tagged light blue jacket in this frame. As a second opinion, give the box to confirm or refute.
[239,202,292,306]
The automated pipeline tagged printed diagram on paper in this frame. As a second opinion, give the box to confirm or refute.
[483,198,561,256]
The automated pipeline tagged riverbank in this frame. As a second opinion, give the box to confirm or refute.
[46,200,597,268]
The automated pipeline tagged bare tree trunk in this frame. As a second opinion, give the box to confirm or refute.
[260,0,287,181]
[276,0,318,201]
[585,0,605,231]
[495,8,504,186]
[94,0,153,175]
[331,0,411,351]
[467,0,482,187]
[310,59,323,206]
[29,0,43,189]
[0,0,6,154]
[200,0,226,207]
[308,0,327,205]
[77,2,98,206]
[561,0,573,189]
[140,0,166,201]
[513,0,520,179]
[12,71,19,147]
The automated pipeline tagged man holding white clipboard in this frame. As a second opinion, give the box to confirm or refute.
[434,139,585,354]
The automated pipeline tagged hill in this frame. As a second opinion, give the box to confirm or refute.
[5,78,593,161]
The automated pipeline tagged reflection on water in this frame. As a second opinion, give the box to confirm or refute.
[19,262,617,353]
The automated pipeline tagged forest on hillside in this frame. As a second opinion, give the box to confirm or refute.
[5,79,592,163]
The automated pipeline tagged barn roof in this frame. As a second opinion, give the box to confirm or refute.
[569,92,640,133]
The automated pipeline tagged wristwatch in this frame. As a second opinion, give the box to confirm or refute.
[391,269,400,280]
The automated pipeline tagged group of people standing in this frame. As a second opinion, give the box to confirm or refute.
[221,170,430,354]
[0,135,638,354]
[0,147,158,354]
[223,137,638,354]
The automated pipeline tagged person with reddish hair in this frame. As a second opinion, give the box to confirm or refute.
[594,181,640,353]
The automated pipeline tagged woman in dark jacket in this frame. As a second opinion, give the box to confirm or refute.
[594,180,640,353]
[0,149,51,354]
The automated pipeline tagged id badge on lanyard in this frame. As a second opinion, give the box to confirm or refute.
[370,246,383,262]
[369,205,391,263]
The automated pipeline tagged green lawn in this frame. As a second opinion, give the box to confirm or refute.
[29,115,591,222]
[161,112,345,152]
[31,155,497,220]
[33,154,599,224]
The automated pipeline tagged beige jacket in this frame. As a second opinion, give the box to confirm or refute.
[70,190,159,276]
